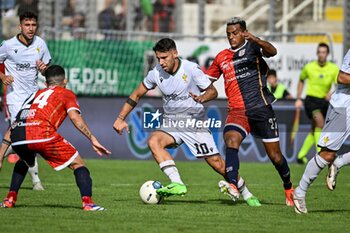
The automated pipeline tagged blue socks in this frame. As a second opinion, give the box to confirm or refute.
[74,166,92,197]
[10,160,29,192]
[225,148,240,186]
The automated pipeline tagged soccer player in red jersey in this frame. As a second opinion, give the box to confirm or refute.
[206,17,294,206]
[0,65,111,211]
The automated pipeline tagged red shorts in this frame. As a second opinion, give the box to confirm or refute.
[12,133,78,171]
[224,105,279,141]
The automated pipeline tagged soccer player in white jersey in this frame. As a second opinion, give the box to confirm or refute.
[113,38,261,206]
[0,11,51,191]
[293,49,350,214]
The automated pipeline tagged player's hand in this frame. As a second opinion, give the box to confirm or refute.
[113,117,130,135]
[190,92,205,103]
[91,136,111,157]
[0,74,14,85]
[36,60,49,74]
[295,99,303,109]
[242,31,258,43]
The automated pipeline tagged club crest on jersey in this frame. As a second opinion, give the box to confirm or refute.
[36,47,40,53]
[182,74,188,82]
[238,49,245,57]
[14,49,18,53]
[160,76,163,82]
[323,136,330,145]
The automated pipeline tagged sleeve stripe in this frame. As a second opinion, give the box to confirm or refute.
[142,81,154,90]
[67,107,81,114]
[206,75,219,81]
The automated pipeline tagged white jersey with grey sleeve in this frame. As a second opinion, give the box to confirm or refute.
[143,59,211,116]
[0,35,51,105]
[319,49,350,150]
[329,49,350,108]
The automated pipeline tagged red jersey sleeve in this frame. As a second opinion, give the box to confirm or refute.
[63,89,80,114]
[205,53,222,80]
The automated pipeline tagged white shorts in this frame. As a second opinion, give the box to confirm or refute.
[7,103,22,124]
[159,126,219,158]
[318,104,350,151]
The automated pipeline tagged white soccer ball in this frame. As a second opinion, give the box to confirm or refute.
[139,180,163,204]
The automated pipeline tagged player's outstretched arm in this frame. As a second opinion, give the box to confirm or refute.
[68,109,111,156]
[113,82,148,134]
[190,84,218,103]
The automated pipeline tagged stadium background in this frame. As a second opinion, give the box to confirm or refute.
[0,0,349,162]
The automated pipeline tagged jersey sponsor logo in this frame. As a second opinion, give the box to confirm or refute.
[164,93,190,102]
[232,57,248,65]
[11,121,41,129]
[16,63,36,71]
[19,109,37,119]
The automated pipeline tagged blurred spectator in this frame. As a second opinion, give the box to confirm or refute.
[133,0,153,31]
[98,0,126,31]
[153,0,176,32]
[1,0,17,39]
[62,0,85,28]
[17,0,38,16]
[62,0,85,39]
[1,0,16,11]
[267,69,293,100]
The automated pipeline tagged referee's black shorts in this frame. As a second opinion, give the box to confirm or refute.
[304,95,329,119]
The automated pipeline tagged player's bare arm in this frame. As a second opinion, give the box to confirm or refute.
[337,71,350,84]
[68,109,111,156]
[243,31,277,57]
[113,82,148,134]
[0,72,14,85]
[190,84,218,103]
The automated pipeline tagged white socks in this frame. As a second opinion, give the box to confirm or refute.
[334,152,350,169]
[28,156,41,184]
[237,176,253,200]
[159,160,184,185]
[296,154,329,198]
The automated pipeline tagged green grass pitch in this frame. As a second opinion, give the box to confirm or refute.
[0,159,349,233]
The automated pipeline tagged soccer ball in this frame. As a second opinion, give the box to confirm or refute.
[139,180,163,204]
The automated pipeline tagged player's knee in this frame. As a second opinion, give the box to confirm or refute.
[224,137,240,148]
[147,136,162,151]
[224,131,243,148]
[69,155,86,170]
[269,151,283,164]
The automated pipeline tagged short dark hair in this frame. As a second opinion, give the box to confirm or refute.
[317,42,330,54]
[19,11,38,22]
[45,65,66,85]
[153,38,177,53]
[226,17,246,31]
[267,69,277,77]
